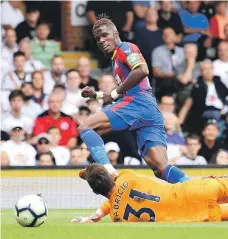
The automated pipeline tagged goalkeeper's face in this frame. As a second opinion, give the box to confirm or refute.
[86,163,116,198]
[94,25,118,55]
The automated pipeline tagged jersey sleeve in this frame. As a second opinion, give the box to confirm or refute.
[100,200,111,216]
[119,43,147,70]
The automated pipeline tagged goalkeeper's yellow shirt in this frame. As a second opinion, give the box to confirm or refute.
[100,170,228,222]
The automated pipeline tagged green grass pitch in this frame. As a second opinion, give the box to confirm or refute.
[2,209,228,239]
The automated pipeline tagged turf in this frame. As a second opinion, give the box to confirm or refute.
[1,209,228,239]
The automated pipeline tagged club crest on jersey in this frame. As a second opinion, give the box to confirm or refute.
[60,122,69,130]
[127,53,140,67]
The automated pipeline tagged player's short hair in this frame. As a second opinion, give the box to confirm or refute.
[13,51,25,59]
[93,14,117,36]
[9,90,24,102]
[86,163,115,197]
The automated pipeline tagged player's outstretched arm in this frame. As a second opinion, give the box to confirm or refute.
[71,200,111,223]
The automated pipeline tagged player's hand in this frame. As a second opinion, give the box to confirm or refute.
[103,94,114,104]
[81,86,96,99]
[71,216,92,223]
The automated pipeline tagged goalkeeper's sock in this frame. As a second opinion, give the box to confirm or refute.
[80,129,110,165]
[161,165,189,183]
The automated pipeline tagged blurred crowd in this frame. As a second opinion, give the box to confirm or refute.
[1,0,228,167]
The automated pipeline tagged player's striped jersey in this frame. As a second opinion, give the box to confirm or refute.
[100,170,227,222]
[111,42,151,96]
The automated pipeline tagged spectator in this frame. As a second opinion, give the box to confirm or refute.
[33,93,78,148]
[52,84,79,116]
[105,142,121,165]
[18,38,46,74]
[31,21,61,69]
[35,133,52,160]
[0,126,36,166]
[175,134,207,165]
[179,0,210,42]
[47,126,70,166]
[212,149,228,165]
[197,35,219,62]
[65,69,86,109]
[1,1,24,29]
[75,106,91,126]
[158,0,184,43]
[21,82,42,119]
[198,119,228,163]
[2,51,31,91]
[135,8,163,71]
[98,74,117,95]
[210,1,228,40]
[87,99,101,114]
[69,147,89,166]
[0,151,9,166]
[198,1,216,20]
[1,90,33,135]
[1,28,18,68]
[80,143,92,163]
[225,23,228,40]
[175,43,201,108]
[179,59,228,134]
[159,95,175,113]
[213,41,228,88]
[152,27,184,98]
[15,6,40,43]
[132,1,150,29]
[43,55,66,94]
[31,71,47,107]
[0,131,10,145]
[163,111,186,162]
[38,152,56,166]
[77,57,99,91]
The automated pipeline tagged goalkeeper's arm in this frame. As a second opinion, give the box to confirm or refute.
[71,200,111,223]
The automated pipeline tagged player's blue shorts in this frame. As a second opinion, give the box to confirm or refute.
[102,90,167,157]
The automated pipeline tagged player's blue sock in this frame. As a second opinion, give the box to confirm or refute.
[161,165,189,183]
[80,129,110,165]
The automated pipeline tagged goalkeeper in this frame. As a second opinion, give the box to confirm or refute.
[72,164,228,223]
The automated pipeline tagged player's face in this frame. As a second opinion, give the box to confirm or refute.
[94,25,118,54]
